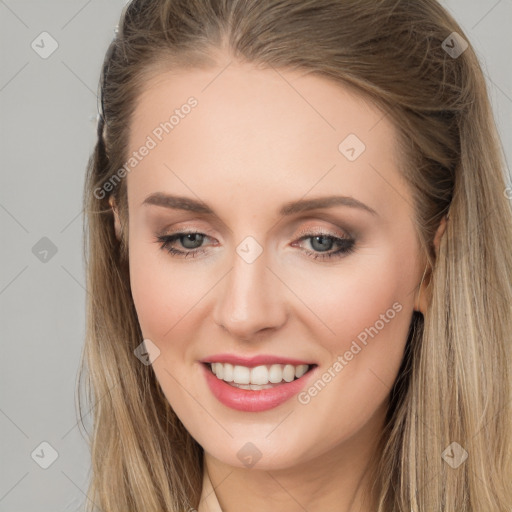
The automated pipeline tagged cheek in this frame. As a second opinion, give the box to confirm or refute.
[127,240,219,431]
[285,245,417,421]
[128,235,211,342]
[297,252,416,424]
[129,250,175,339]
[288,249,416,352]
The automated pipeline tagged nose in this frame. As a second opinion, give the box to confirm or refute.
[212,245,288,341]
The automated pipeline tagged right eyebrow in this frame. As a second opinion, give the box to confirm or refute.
[142,193,213,213]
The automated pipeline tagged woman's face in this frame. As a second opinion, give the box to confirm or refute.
[122,60,425,470]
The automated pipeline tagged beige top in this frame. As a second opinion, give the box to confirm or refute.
[196,465,223,512]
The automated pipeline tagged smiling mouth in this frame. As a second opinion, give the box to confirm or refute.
[204,362,317,390]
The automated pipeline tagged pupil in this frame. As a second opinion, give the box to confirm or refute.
[311,235,332,252]
[182,233,203,249]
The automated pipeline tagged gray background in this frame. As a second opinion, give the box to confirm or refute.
[0,1,510,511]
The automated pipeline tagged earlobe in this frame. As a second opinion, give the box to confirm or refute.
[414,214,449,314]
[414,264,430,314]
[109,196,122,241]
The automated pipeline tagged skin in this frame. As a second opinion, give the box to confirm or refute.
[111,58,446,512]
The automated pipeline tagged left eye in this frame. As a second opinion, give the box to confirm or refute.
[293,233,356,260]
[155,231,355,261]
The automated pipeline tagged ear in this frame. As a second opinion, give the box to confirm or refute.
[433,215,448,254]
[415,215,448,313]
[109,196,122,241]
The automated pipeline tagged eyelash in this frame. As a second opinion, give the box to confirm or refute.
[155,229,355,261]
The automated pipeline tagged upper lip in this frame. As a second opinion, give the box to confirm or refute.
[200,354,315,367]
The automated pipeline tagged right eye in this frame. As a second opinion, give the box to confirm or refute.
[155,232,215,258]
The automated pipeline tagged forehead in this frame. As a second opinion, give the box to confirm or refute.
[130,61,391,147]
[126,62,407,221]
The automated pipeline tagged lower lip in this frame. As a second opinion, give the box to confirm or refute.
[201,363,317,412]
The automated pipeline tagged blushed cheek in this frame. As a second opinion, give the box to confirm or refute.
[296,259,415,368]
[128,243,182,342]
[128,241,215,353]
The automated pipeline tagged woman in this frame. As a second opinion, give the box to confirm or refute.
[80,0,512,510]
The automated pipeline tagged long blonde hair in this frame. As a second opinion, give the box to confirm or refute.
[80,1,512,510]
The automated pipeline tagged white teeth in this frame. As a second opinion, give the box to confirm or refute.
[233,365,250,384]
[295,364,308,378]
[282,364,295,382]
[250,365,269,385]
[223,363,234,382]
[268,364,283,383]
[209,362,311,386]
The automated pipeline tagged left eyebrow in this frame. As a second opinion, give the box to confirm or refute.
[141,192,378,217]
[278,195,378,217]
